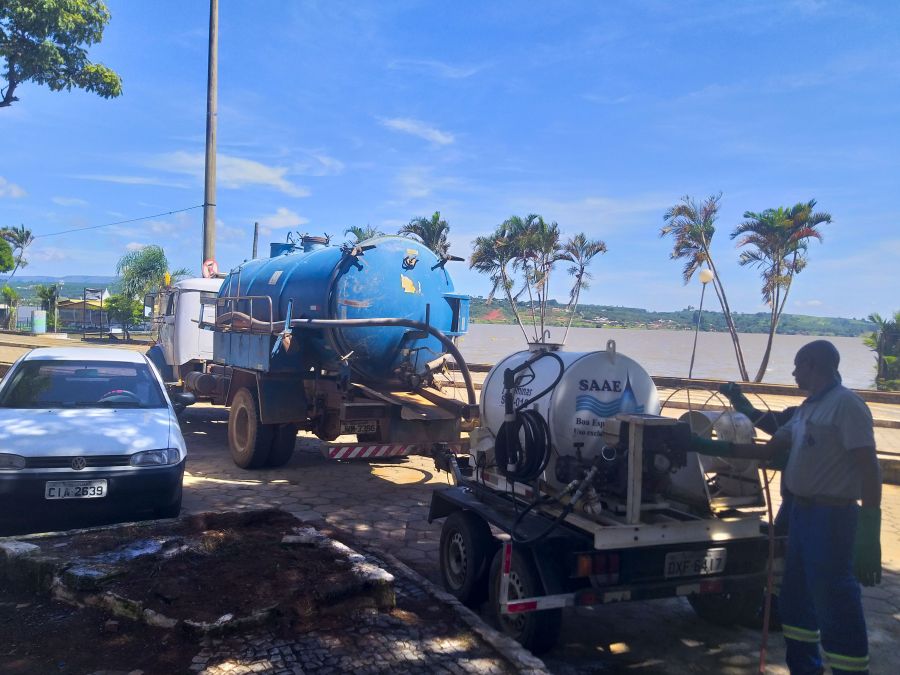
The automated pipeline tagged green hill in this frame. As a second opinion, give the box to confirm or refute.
[470,297,874,337]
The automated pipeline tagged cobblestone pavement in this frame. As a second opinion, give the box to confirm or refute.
[180,404,900,674]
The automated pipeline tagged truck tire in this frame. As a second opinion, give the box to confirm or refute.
[267,424,298,468]
[488,547,561,655]
[439,511,494,607]
[228,387,275,469]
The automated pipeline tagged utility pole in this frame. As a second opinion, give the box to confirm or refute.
[252,221,259,259]
[202,0,219,268]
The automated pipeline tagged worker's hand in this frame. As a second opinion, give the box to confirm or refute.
[854,507,882,586]
[691,434,735,457]
[718,382,758,418]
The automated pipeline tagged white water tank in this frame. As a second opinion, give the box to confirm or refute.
[480,343,660,459]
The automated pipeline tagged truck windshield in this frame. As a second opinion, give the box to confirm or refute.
[0,360,168,409]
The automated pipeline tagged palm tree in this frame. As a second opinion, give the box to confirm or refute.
[116,245,190,299]
[661,194,750,381]
[35,283,61,331]
[732,199,831,381]
[0,224,34,280]
[399,211,450,257]
[561,233,607,342]
[470,223,530,341]
[864,311,900,384]
[344,225,384,244]
[518,215,566,341]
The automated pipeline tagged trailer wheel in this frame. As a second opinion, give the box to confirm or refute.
[488,547,561,655]
[267,424,298,468]
[687,588,760,627]
[439,511,494,607]
[228,387,275,469]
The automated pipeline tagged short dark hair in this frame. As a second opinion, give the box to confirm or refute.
[796,340,840,375]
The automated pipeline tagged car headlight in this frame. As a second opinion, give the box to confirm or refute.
[130,448,182,467]
[0,453,26,470]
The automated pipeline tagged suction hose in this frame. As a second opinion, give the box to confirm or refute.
[288,317,476,406]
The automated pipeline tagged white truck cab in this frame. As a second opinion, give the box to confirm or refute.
[145,277,222,383]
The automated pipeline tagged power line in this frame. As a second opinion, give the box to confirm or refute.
[34,205,205,239]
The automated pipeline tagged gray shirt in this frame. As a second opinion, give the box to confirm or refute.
[776,384,876,500]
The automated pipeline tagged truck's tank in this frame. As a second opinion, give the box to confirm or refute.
[480,345,660,460]
[218,235,469,382]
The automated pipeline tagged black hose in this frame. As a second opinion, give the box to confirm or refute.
[495,409,552,482]
[288,317,476,406]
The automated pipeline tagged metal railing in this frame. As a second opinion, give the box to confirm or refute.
[208,295,277,334]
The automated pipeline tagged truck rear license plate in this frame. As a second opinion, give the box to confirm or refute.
[341,421,377,435]
[664,548,726,578]
[45,480,107,500]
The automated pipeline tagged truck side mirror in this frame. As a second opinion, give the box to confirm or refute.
[171,391,196,414]
[143,293,156,318]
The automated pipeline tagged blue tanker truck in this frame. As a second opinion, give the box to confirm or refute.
[147,234,475,469]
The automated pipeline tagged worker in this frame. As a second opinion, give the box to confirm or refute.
[693,340,881,674]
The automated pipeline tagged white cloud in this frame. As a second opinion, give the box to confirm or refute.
[30,246,68,263]
[125,242,147,251]
[293,152,345,177]
[0,176,26,198]
[153,152,311,197]
[258,207,309,236]
[380,118,455,146]
[51,196,89,207]
[387,59,485,79]
[74,174,189,189]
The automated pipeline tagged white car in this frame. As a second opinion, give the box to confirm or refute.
[0,347,195,535]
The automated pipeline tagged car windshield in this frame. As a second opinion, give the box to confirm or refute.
[0,359,167,409]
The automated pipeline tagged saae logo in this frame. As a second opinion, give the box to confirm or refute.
[578,379,622,393]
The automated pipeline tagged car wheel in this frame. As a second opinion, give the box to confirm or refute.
[488,546,561,655]
[228,387,275,469]
[439,511,494,607]
[267,423,298,468]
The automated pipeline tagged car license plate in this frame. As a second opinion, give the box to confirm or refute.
[664,548,727,578]
[341,421,378,435]
[45,480,107,500]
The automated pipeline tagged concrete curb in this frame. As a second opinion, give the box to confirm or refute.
[364,544,552,675]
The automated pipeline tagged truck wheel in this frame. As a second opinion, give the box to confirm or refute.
[488,547,561,655]
[439,511,494,607]
[267,424,298,468]
[228,387,275,469]
[687,589,759,626]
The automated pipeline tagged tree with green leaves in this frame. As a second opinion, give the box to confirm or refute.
[0,238,13,274]
[470,222,530,341]
[732,199,831,382]
[1,284,20,329]
[561,233,607,342]
[116,245,189,300]
[661,193,750,381]
[1,0,122,108]
[105,293,142,340]
[399,211,450,257]
[35,282,61,331]
[512,214,566,341]
[343,225,384,244]
[0,224,34,280]
[864,311,900,388]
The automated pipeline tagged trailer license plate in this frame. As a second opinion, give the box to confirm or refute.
[45,480,107,500]
[664,548,726,578]
[341,421,377,435]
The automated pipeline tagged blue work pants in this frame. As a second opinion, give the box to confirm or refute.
[781,501,869,674]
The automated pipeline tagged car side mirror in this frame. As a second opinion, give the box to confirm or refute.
[171,391,196,414]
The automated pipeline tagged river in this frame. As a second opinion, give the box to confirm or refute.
[455,324,877,390]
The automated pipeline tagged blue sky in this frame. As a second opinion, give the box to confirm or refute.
[2,0,898,319]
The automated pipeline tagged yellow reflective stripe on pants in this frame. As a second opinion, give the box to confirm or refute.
[783,623,821,643]
[824,650,869,672]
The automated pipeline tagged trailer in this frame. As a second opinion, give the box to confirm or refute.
[428,344,783,654]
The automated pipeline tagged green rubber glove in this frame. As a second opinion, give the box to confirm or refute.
[854,507,882,586]
[719,382,758,419]
[691,434,735,457]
